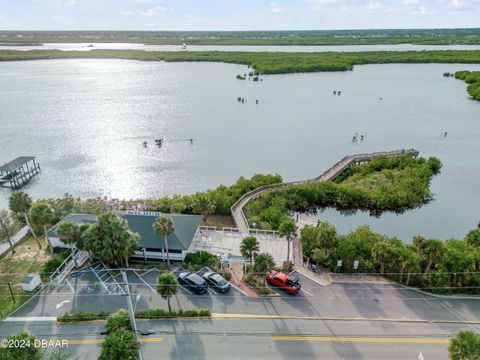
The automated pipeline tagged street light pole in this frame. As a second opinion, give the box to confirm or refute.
[8,282,15,303]
[122,270,143,360]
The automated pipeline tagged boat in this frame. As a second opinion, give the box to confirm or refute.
[181,42,187,50]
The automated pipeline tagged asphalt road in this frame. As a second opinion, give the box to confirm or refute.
[2,317,476,359]
[3,268,480,359]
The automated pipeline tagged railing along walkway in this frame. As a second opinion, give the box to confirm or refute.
[231,149,419,234]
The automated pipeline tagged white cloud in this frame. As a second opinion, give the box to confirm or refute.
[57,0,78,7]
[367,1,383,10]
[268,2,287,14]
[137,6,166,16]
[120,10,133,16]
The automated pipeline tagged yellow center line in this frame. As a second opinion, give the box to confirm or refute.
[271,336,450,344]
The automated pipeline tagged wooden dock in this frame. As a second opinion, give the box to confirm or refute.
[230,149,419,234]
[0,156,41,190]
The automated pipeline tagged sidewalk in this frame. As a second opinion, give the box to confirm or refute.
[228,262,258,297]
[0,225,29,257]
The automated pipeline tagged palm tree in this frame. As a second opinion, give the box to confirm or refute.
[57,221,81,268]
[9,191,40,249]
[278,218,296,264]
[240,236,259,274]
[153,216,174,269]
[29,203,54,251]
[192,194,216,222]
[448,330,480,360]
[254,253,275,282]
[157,272,178,312]
[0,210,17,255]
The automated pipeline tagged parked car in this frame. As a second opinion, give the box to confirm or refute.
[266,271,301,295]
[177,271,208,294]
[202,270,231,293]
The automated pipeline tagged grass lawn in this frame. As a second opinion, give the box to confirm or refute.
[202,215,235,229]
[0,236,51,318]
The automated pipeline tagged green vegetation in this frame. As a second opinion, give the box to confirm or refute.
[135,308,211,319]
[245,156,441,230]
[57,308,211,322]
[2,29,480,45]
[183,251,219,271]
[253,253,275,279]
[40,252,68,279]
[99,310,138,360]
[2,49,480,75]
[81,212,139,267]
[29,203,54,250]
[455,71,480,101]
[449,330,480,360]
[33,174,282,221]
[0,331,69,360]
[0,236,51,318]
[57,310,110,322]
[0,210,18,255]
[156,272,177,312]
[240,236,260,273]
[153,216,174,268]
[9,191,40,249]
[301,222,480,294]
[242,274,271,295]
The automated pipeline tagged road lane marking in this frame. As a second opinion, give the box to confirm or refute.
[271,336,450,344]
[4,317,58,322]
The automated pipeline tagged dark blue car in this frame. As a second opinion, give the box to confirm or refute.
[177,271,208,294]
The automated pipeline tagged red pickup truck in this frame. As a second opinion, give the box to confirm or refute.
[266,271,301,295]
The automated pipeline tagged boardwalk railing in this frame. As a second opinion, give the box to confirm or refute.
[231,149,419,234]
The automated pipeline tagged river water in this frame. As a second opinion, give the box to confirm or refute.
[2,43,480,52]
[0,59,479,241]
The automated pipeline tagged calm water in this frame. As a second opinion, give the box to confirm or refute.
[3,43,480,52]
[1,59,479,241]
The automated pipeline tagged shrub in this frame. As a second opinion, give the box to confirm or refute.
[0,332,42,360]
[243,274,270,295]
[98,328,138,360]
[41,254,68,278]
[135,308,211,319]
[183,251,219,271]
[219,271,232,281]
[105,310,131,334]
[57,311,110,322]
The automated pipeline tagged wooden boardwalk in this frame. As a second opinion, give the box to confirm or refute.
[231,149,419,234]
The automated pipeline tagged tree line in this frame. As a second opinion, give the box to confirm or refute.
[3,49,480,75]
[301,221,480,294]
[455,70,480,101]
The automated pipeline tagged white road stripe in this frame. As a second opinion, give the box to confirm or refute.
[4,317,57,322]
[301,288,314,297]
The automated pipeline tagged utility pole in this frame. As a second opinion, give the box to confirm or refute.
[122,270,143,360]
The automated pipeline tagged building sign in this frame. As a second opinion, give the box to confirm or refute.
[125,210,162,217]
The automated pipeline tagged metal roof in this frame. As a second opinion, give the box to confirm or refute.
[48,212,202,252]
[0,156,36,173]
[121,213,202,251]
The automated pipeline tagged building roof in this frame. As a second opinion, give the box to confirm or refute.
[0,156,36,173]
[121,213,202,251]
[47,213,98,238]
[48,212,202,252]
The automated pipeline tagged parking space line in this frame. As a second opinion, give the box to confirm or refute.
[134,270,157,294]
[300,288,314,297]
[207,288,217,295]
[179,285,193,295]
[228,282,249,296]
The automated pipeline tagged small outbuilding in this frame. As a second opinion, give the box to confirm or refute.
[22,273,41,292]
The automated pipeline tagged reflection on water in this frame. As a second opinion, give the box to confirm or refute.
[0,59,479,241]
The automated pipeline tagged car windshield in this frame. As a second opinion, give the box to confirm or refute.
[188,273,205,285]
[287,277,299,286]
[212,274,227,286]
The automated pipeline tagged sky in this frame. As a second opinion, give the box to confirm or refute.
[0,0,479,31]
